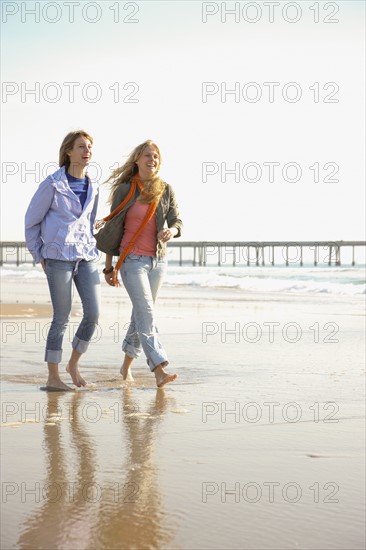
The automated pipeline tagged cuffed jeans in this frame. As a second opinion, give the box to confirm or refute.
[44,259,101,364]
[120,254,167,371]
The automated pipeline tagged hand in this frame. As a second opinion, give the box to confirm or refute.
[104,272,115,286]
[41,259,46,273]
[157,227,177,243]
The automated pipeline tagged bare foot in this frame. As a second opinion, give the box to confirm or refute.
[43,378,74,392]
[66,363,86,387]
[155,372,178,388]
[120,354,134,382]
[120,365,134,382]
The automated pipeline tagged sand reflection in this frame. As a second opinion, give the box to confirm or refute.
[17,386,176,550]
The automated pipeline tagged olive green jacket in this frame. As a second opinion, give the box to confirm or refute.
[109,181,183,258]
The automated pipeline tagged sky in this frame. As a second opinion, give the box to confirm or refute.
[1,0,365,242]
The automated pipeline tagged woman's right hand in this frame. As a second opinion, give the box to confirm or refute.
[41,259,46,273]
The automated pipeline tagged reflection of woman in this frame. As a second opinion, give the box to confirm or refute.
[96,387,175,549]
[25,131,100,391]
[17,392,99,549]
[101,140,182,388]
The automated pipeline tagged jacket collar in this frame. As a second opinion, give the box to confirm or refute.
[50,166,97,199]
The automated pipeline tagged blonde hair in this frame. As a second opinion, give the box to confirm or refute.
[107,140,165,204]
[59,130,93,169]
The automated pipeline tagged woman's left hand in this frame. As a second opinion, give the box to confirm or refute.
[104,272,115,286]
[157,228,178,243]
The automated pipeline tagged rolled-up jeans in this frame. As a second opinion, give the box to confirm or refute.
[120,254,168,371]
[44,258,101,364]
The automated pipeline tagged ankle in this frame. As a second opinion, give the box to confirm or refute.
[67,362,79,370]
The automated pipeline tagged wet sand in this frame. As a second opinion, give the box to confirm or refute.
[1,278,365,549]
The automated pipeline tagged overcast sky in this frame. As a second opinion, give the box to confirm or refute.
[1,0,365,242]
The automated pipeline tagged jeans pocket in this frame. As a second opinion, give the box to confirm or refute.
[125,254,144,262]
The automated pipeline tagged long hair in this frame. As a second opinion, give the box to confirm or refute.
[107,140,165,204]
[59,130,93,169]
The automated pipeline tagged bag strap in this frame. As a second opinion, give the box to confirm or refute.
[94,174,158,287]
[112,200,157,286]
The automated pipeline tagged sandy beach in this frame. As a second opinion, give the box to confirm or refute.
[1,275,365,550]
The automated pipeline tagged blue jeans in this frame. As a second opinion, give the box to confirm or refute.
[120,254,168,371]
[44,259,101,364]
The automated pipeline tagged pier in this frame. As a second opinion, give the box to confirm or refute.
[0,241,365,267]
[167,241,366,267]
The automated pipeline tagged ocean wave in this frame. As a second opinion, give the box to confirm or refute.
[163,267,365,296]
[1,264,365,296]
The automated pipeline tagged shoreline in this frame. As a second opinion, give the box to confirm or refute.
[1,276,365,303]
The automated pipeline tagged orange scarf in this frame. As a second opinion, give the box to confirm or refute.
[95,175,157,287]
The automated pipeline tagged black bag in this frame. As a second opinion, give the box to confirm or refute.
[94,211,126,257]
[94,181,136,256]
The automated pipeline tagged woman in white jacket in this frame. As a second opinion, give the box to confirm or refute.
[25,130,100,391]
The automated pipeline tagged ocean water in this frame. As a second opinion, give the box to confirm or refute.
[1,262,365,297]
[165,264,366,295]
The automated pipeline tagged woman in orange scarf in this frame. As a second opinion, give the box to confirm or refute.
[101,140,182,387]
